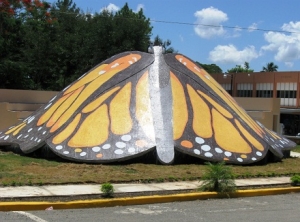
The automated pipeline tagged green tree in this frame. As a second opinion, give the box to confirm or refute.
[0,1,153,90]
[21,0,56,90]
[109,3,152,55]
[262,62,278,72]
[47,0,87,89]
[227,62,254,73]
[0,0,34,89]
[196,62,222,74]
[153,35,176,53]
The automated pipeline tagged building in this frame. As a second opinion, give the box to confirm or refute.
[211,71,300,136]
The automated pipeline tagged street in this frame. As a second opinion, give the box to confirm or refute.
[1,193,300,222]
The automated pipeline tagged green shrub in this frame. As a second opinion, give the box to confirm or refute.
[199,162,236,194]
[291,175,300,186]
[101,182,114,197]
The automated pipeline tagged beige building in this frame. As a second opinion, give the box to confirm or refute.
[211,71,300,136]
[0,89,57,130]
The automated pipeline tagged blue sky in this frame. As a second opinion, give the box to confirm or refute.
[68,0,300,72]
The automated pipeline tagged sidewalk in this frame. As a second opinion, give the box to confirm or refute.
[0,177,292,199]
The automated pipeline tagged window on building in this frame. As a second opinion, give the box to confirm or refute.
[256,83,273,98]
[237,83,253,97]
[276,82,297,106]
[221,83,232,95]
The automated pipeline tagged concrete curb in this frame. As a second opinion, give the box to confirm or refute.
[1,186,300,211]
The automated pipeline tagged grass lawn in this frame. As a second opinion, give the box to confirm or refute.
[0,149,300,187]
[292,145,300,153]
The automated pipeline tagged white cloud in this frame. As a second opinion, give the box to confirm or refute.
[285,62,294,67]
[209,44,259,64]
[194,7,228,39]
[100,3,120,13]
[261,21,300,64]
[248,23,258,32]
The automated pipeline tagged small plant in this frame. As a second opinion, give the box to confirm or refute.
[2,182,8,187]
[168,176,177,182]
[199,162,236,194]
[101,182,114,197]
[155,178,164,183]
[291,175,300,186]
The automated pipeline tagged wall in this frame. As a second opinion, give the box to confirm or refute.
[235,97,280,132]
[0,89,58,130]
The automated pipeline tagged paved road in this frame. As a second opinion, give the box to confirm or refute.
[1,193,300,222]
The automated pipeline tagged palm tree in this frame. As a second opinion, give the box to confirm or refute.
[262,62,278,72]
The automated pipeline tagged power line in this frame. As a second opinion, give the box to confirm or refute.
[150,19,300,34]
[40,10,300,35]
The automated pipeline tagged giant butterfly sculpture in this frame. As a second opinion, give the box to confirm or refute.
[0,46,296,164]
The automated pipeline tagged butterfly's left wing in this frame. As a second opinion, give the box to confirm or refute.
[0,51,157,162]
[164,53,295,164]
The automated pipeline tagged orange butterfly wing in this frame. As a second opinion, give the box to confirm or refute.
[0,52,157,162]
[164,53,295,164]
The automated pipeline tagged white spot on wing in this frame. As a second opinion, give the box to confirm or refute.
[225,151,232,157]
[102,144,111,149]
[116,142,126,148]
[92,147,101,152]
[121,135,131,142]
[115,149,123,155]
[194,67,200,72]
[44,103,52,110]
[204,152,213,157]
[111,63,119,68]
[195,137,204,144]
[63,85,70,91]
[201,145,211,152]
[215,147,223,153]
[128,147,135,153]
[49,96,57,102]
[56,145,63,150]
[237,158,243,162]
[256,151,262,156]
[194,149,200,155]
[27,116,35,124]
[80,152,87,157]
